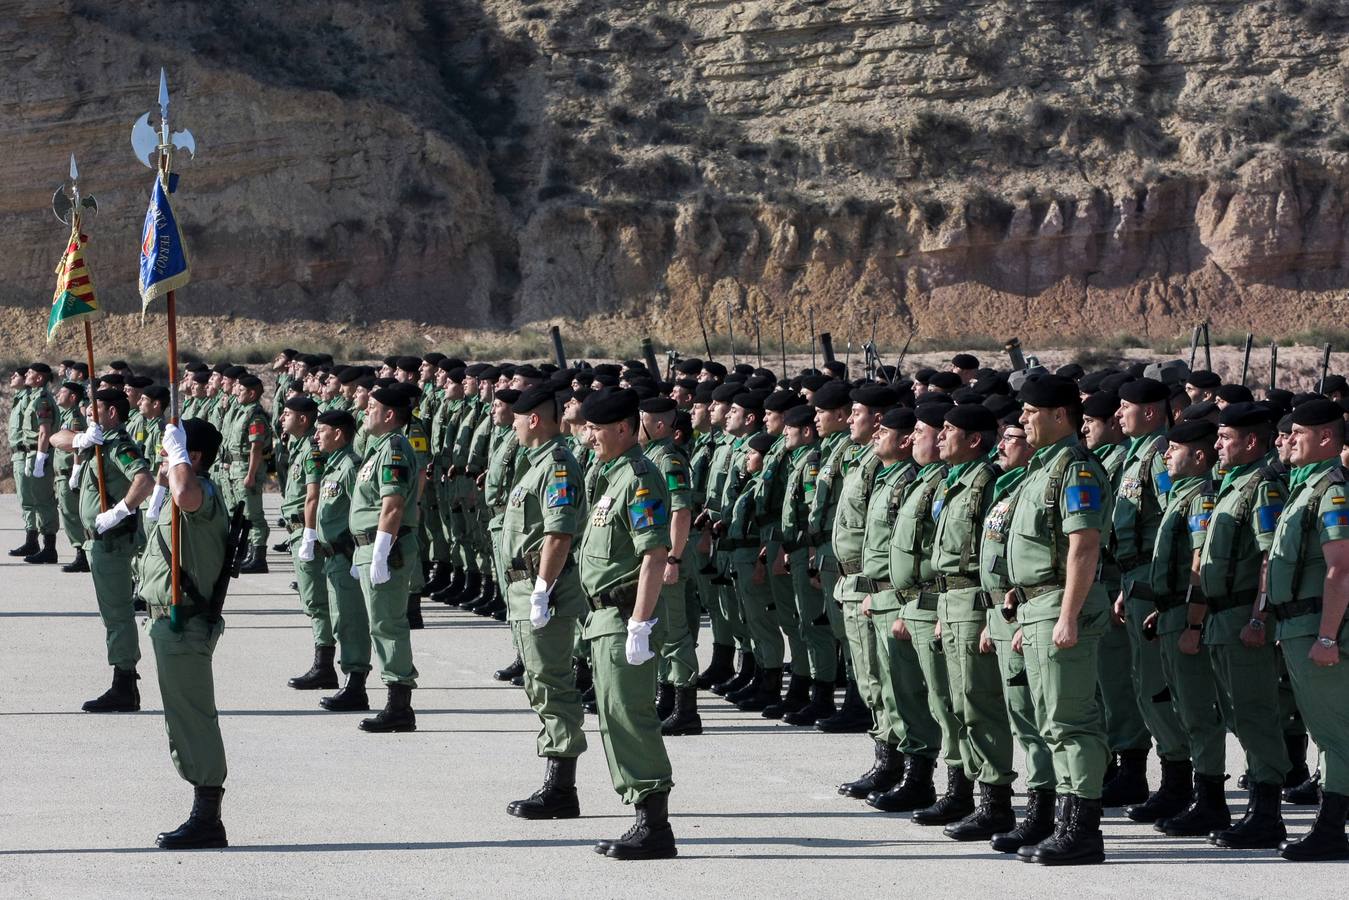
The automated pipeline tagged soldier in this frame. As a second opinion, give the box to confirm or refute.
[1262,398,1349,861]
[226,374,272,574]
[502,386,589,819]
[7,365,32,555]
[143,419,231,850]
[53,381,90,573]
[49,388,154,712]
[311,410,374,712]
[687,382,737,689]
[349,386,422,733]
[1005,375,1113,866]
[702,383,753,696]
[576,387,676,860]
[14,362,59,564]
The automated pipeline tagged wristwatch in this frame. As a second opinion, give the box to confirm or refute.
[1247,618,1265,631]
[1318,635,1339,649]
[1186,623,1203,632]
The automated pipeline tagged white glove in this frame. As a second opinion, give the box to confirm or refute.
[529,576,553,630]
[32,451,48,477]
[350,562,361,581]
[298,528,317,562]
[370,530,394,585]
[146,485,168,521]
[95,499,133,534]
[161,423,190,468]
[72,423,104,450]
[624,617,658,666]
[68,462,82,491]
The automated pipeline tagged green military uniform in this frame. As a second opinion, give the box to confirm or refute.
[781,441,836,683]
[223,400,271,550]
[350,429,421,686]
[283,433,331,647]
[80,427,151,670]
[724,432,782,671]
[1197,458,1291,786]
[578,444,673,804]
[502,435,588,758]
[404,413,433,595]
[808,430,855,673]
[831,442,885,722]
[142,472,229,788]
[1112,431,1189,763]
[1006,436,1113,799]
[141,414,165,463]
[933,456,1015,788]
[55,403,88,553]
[19,386,58,536]
[689,428,734,655]
[645,437,698,689]
[756,434,808,684]
[1266,458,1349,796]
[315,444,371,675]
[704,430,749,657]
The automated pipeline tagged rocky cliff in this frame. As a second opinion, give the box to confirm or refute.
[1,0,1347,356]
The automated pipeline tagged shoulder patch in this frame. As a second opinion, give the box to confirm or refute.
[1065,484,1102,513]
[1322,509,1349,530]
[1256,503,1283,533]
[1153,470,1173,495]
[628,494,668,529]
[630,456,650,476]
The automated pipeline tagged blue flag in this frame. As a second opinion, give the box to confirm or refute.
[138,174,190,314]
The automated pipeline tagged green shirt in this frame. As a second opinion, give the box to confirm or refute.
[54,404,86,477]
[349,430,421,536]
[485,424,522,519]
[780,442,820,550]
[754,434,791,542]
[141,474,228,618]
[1197,457,1286,645]
[8,386,31,446]
[1111,430,1171,577]
[1148,475,1211,634]
[807,430,851,541]
[280,432,322,521]
[77,426,151,532]
[981,466,1029,639]
[862,460,916,602]
[645,437,693,514]
[1266,459,1349,640]
[577,445,670,599]
[315,445,359,549]
[140,414,165,464]
[889,462,946,621]
[502,436,587,621]
[830,442,880,568]
[20,388,56,447]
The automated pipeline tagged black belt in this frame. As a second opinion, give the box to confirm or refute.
[852,576,892,593]
[1270,596,1322,622]
[587,583,639,612]
[90,510,140,542]
[14,443,31,453]
[839,559,863,576]
[1154,593,1187,613]
[318,536,356,559]
[1010,583,1060,605]
[1207,588,1258,613]
[933,573,979,592]
[507,555,575,584]
[353,527,411,546]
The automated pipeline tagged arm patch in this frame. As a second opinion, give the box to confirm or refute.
[1065,484,1101,513]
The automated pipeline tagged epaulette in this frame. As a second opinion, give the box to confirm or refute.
[630,456,650,476]
[551,444,569,463]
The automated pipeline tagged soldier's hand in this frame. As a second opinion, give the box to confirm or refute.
[978,627,994,654]
[1240,619,1267,649]
[73,423,104,449]
[1112,592,1127,625]
[892,617,910,642]
[772,550,788,576]
[1012,628,1025,654]
[1052,616,1078,649]
[624,617,657,665]
[861,594,872,618]
[1177,628,1202,656]
[662,561,679,586]
[752,561,765,585]
[1310,640,1340,668]
[243,473,256,490]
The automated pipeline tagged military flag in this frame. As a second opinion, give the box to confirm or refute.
[137,173,191,315]
[47,229,101,342]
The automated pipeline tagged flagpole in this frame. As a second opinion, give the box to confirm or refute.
[82,317,108,511]
[160,169,183,628]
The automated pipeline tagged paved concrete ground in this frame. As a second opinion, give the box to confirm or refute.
[0,494,1342,897]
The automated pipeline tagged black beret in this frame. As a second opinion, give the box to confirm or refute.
[674,377,699,392]
[784,405,816,428]
[298,355,322,368]
[1278,414,1294,433]
[223,365,248,379]
[92,388,130,416]
[1118,377,1169,404]
[510,385,557,414]
[1082,392,1120,419]
[492,388,520,407]
[191,370,211,384]
[1323,374,1348,394]
[396,356,422,373]
[370,386,412,410]
[98,372,126,387]
[465,363,490,377]
[569,387,593,404]
[109,360,129,370]
[127,375,154,388]
[945,403,997,433]
[725,372,747,385]
[702,361,728,379]
[915,399,953,428]
[1167,419,1217,445]
[927,371,962,391]
[284,395,319,415]
[952,353,979,370]
[593,372,620,388]
[1217,401,1272,428]
[142,386,170,405]
[338,367,365,385]
[1292,391,1326,407]
[1181,400,1219,421]
[747,432,775,454]
[1078,370,1111,394]
[971,372,1007,396]
[1019,374,1080,409]
[629,383,657,401]
[479,366,505,382]
[733,390,768,413]
[744,374,775,391]
[1290,398,1344,427]
[423,352,445,365]
[316,409,356,433]
[711,383,745,403]
[513,365,543,381]
[238,374,263,391]
[185,362,209,373]
[1215,384,1254,404]
[800,373,831,392]
[182,417,223,459]
[1124,363,1148,378]
[1099,372,1134,394]
[764,390,804,413]
[811,381,852,411]
[914,367,937,384]
[1264,388,1293,412]
[1056,363,1085,381]
[676,358,704,376]
[639,396,677,415]
[951,387,984,405]
[693,383,716,404]
[880,408,917,431]
[61,381,87,399]
[582,387,639,424]
[850,384,899,408]
[28,362,52,375]
[983,395,1018,419]
[1187,370,1222,390]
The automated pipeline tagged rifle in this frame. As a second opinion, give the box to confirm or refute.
[1188,324,1202,370]
[726,301,738,369]
[820,332,836,366]
[1202,321,1212,372]
[779,315,787,379]
[809,308,817,372]
[755,322,762,369]
[549,325,567,370]
[640,337,661,382]
[1269,341,1278,391]
[1004,337,1026,372]
[697,306,714,363]
[1318,343,1332,394]
[1239,333,1253,386]
[895,329,916,377]
[845,335,852,378]
[202,501,252,622]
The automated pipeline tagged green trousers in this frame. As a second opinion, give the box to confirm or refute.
[765,546,807,674]
[325,552,371,674]
[1210,641,1291,786]
[1281,635,1349,794]
[941,616,1015,786]
[715,550,750,653]
[840,590,883,739]
[788,547,836,681]
[512,617,587,758]
[1021,609,1110,799]
[228,474,269,548]
[1097,615,1150,752]
[732,548,784,668]
[273,439,289,494]
[584,606,674,804]
[993,635,1056,791]
[684,579,702,655]
[1157,635,1228,777]
[815,546,849,669]
[870,605,941,758]
[658,574,698,688]
[1277,653,1306,737]
[902,612,964,771]
[18,452,57,534]
[354,534,419,687]
[692,548,733,650]
[57,478,86,550]
[293,539,333,647]
[90,534,142,670]
[1125,592,1190,761]
[148,615,227,787]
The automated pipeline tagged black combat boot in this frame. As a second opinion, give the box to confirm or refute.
[423,561,452,595]
[1285,767,1322,805]
[430,568,467,605]
[655,682,676,721]
[237,546,269,574]
[737,667,783,712]
[494,654,525,682]
[1018,795,1068,861]
[461,576,491,613]
[8,529,38,557]
[406,593,424,630]
[574,657,593,695]
[82,667,140,713]
[1033,796,1106,866]
[1100,747,1150,807]
[23,532,57,564]
[288,645,339,690]
[944,782,1017,841]
[712,651,755,697]
[1156,772,1230,836]
[784,680,836,726]
[582,683,597,714]
[450,571,484,608]
[1279,790,1349,861]
[662,686,703,736]
[839,741,903,799]
[912,768,976,825]
[814,679,870,733]
[508,756,581,820]
[1282,733,1311,789]
[992,787,1057,853]
[599,791,677,860]
[155,786,228,849]
[272,539,290,554]
[1125,757,1192,822]
[867,754,937,812]
[762,673,811,719]
[359,683,416,733]
[60,546,89,573]
[696,643,735,689]
[1210,781,1286,849]
[319,671,370,712]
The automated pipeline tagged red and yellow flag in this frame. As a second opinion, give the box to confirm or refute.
[47,229,100,342]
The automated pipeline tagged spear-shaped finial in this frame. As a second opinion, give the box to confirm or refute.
[158,67,170,143]
[131,67,196,170]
